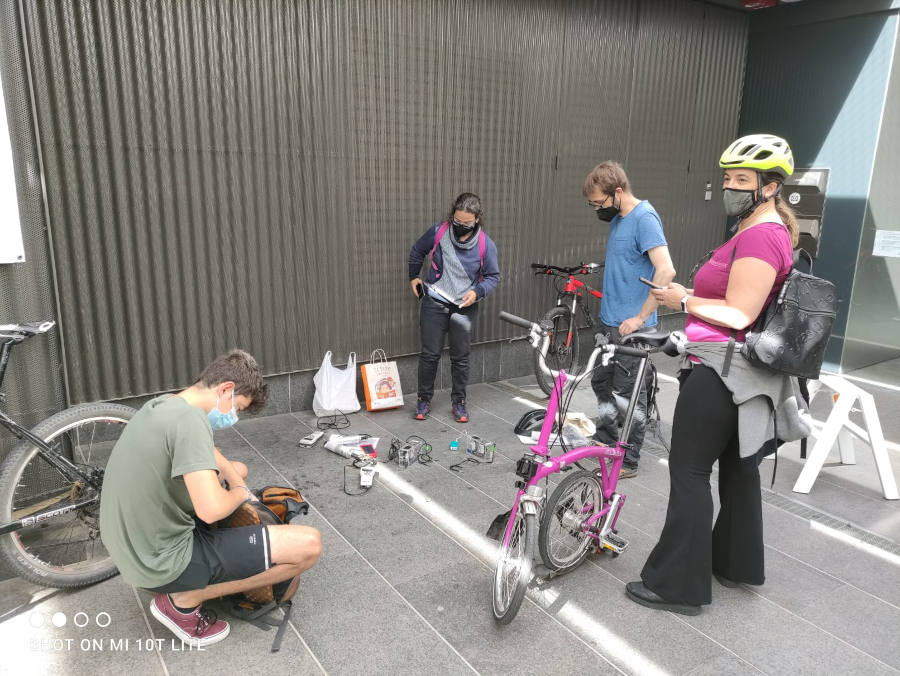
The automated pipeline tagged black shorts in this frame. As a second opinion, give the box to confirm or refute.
[148,521,273,594]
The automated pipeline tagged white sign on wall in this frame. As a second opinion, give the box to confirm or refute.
[873,230,900,258]
[0,69,25,264]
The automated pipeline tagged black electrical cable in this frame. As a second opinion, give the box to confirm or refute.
[548,339,619,471]
[448,457,480,472]
[543,326,567,453]
[317,410,351,430]
[418,446,433,464]
[545,335,575,455]
[404,435,433,465]
[343,458,373,496]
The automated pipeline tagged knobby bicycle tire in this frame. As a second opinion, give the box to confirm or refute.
[0,402,135,588]
[538,470,603,574]
[534,306,581,397]
[492,510,535,624]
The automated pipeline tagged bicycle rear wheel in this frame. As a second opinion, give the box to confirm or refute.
[0,402,135,588]
[492,509,535,624]
[534,306,581,396]
[538,470,603,574]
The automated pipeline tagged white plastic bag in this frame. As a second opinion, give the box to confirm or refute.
[518,411,596,447]
[312,351,360,416]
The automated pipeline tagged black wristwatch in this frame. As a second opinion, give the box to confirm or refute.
[680,295,690,313]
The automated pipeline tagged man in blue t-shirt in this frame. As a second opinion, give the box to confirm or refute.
[583,162,675,477]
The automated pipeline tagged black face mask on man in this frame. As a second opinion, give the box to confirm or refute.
[596,207,619,222]
[591,192,621,222]
[594,202,620,222]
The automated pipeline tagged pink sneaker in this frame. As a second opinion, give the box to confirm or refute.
[150,593,230,646]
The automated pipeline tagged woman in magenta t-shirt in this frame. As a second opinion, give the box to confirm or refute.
[686,222,792,344]
[625,135,799,616]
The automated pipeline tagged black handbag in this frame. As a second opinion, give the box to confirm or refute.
[740,249,837,380]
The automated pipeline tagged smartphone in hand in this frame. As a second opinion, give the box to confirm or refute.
[415,283,425,299]
[639,277,664,290]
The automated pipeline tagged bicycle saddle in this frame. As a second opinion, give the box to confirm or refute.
[621,328,670,347]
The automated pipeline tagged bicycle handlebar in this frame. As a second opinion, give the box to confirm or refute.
[500,310,662,358]
[613,345,651,359]
[498,311,536,331]
[530,262,602,275]
[500,308,683,388]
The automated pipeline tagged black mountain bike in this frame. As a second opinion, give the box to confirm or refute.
[0,321,135,587]
[530,262,603,395]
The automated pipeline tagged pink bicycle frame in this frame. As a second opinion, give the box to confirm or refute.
[501,367,627,547]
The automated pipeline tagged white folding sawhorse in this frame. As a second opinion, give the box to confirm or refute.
[793,373,899,499]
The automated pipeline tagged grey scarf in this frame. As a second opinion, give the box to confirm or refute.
[682,341,812,460]
[429,228,478,304]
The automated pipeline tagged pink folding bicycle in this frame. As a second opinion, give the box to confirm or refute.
[492,310,680,624]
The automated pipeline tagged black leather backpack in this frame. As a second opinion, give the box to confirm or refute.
[741,249,837,379]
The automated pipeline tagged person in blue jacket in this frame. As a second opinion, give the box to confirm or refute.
[408,192,500,423]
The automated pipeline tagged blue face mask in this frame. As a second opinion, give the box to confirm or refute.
[208,389,239,430]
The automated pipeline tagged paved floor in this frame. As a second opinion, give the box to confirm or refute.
[2,366,899,675]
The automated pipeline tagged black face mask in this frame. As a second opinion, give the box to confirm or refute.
[452,220,477,239]
[594,205,619,222]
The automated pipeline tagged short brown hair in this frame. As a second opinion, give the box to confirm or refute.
[196,349,268,414]
[583,161,630,197]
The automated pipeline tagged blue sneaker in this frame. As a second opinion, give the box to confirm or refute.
[452,401,468,423]
[415,400,431,420]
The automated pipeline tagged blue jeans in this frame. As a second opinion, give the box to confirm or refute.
[417,296,478,403]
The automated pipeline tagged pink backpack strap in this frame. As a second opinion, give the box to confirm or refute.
[428,221,450,278]
[477,230,486,282]
[429,222,487,284]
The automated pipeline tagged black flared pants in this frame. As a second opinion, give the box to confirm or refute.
[640,364,765,606]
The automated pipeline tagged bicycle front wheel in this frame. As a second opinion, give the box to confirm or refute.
[0,402,135,588]
[492,510,535,624]
[534,306,581,396]
[538,470,604,574]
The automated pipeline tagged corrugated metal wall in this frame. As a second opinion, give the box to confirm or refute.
[683,2,748,264]
[0,0,67,439]
[2,0,747,405]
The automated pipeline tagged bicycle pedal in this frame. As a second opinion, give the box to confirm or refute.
[599,531,629,554]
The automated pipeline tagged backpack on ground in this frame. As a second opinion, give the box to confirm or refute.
[216,486,309,652]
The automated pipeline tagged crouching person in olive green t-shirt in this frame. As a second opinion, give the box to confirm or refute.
[99,350,322,647]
